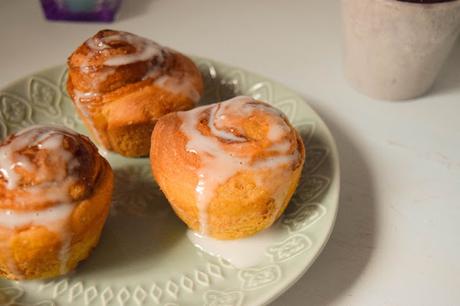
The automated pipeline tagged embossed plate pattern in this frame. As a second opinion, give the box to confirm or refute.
[0,57,340,306]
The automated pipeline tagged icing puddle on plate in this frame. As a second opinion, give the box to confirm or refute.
[186,221,285,268]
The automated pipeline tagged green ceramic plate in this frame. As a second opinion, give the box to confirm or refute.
[0,57,340,306]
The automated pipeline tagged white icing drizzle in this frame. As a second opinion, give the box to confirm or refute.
[103,34,163,66]
[73,90,100,107]
[72,90,99,119]
[93,68,114,87]
[154,75,201,103]
[142,65,163,80]
[180,105,246,233]
[0,125,84,277]
[269,141,291,153]
[85,35,111,50]
[72,90,105,146]
[0,203,74,228]
[187,221,285,268]
[0,126,76,190]
[84,31,165,68]
[26,179,75,204]
[267,121,290,141]
[82,31,165,95]
[208,103,246,142]
[0,204,74,277]
[97,146,109,158]
[83,31,200,102]
[178,96,300,235]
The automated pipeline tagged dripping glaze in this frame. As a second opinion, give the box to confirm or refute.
[187,221,286,268]
[72,90,105,145]
[179,96,302,235]
[0,125,83,277]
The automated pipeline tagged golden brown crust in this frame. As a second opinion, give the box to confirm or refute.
[0,126,113,280]
[150,98,305,239]
[67,30,204,157]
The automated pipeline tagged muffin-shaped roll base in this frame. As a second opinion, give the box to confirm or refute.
[151,96,305,240]
[0,126,114,280]
[0,161,112,280]
[169,170,303,240]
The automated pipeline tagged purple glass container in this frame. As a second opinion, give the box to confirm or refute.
[40,0,121,22]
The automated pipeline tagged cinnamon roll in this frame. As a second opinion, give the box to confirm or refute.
[67,29,204,157]
[150,96,305,239]
[0,125,113,280]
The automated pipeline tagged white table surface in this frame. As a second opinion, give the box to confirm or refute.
[1,1,459,305]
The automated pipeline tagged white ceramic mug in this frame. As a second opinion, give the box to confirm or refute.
[342,0,460,101]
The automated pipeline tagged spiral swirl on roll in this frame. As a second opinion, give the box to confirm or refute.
[151,96,305,239]
[0,125,113,280]
[68,29,168,95]
[0,125,101,207]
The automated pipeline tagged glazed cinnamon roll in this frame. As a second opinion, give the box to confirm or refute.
[150,96,305,239]
[0,125,113,280]
[67,29,204,157]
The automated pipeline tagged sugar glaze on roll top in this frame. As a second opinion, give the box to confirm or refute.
[81,30,199,102]
[0,125,88,277]
[178,96,302,234]
[84,30,165,68]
